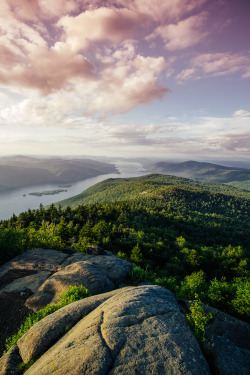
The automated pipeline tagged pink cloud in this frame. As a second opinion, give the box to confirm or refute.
[116,0,207,22]
[177,52,250,81]
[148,13,208,50]
[0,43,95,95]
[57,7,146,52]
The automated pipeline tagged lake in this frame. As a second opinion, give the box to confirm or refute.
[0,161,148,220]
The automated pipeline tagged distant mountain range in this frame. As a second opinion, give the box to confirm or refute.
[144,160,250,191]
[0,156,118,192]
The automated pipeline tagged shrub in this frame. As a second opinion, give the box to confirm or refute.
[186,294,215,342]
[231,278,250,318]
[128,266,155,285]
[179,270,207,300]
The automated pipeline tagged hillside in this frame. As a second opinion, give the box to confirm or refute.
[1,174,249,326]
[55,173,250,209]
[144,160,250,191]
[0,156,118,192]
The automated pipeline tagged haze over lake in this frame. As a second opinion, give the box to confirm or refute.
[0,161,148,220]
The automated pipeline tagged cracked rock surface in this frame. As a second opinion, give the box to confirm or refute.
[21,285,210,375]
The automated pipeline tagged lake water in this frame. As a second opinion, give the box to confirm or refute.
[0,161,148,220]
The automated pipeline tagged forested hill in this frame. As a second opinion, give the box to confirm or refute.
[56,173,250,209]
[0,174,249,321]
[144,160,250,191]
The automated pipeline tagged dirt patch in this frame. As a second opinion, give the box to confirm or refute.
[0,289,33,356]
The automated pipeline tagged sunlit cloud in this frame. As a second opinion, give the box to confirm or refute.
[234,109,250,118]
[147,13,208,50]
[176,52,250,82]
[0,0,249,160]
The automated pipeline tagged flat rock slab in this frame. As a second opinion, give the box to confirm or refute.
[23,285,210,375]
[1,271,51,294]
[0,248,69,273]
[25,261,116,311]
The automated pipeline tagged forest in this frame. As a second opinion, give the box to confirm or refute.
[0,174,249,322]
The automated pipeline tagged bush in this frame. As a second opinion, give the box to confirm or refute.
[186,294,215,342]
[128,266,155,285]
[179,270,207,300]
[231,278,250,319]
[207,277,232,309]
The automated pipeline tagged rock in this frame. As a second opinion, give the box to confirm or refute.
[25,261,115,311]
[18,289,123,363]
[0,248,69,273]
[23,285,210,375]
[1,271,51,294]
[25,254,133,312]
[0,345,22,375]
[82,255,133,285]
[86,245,106,255]
[204,308,250,375]
[0,248,133,355]
[60,253,94,267]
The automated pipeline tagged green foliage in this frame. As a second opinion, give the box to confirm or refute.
[186,294,215,342]
[19,358,36,372]
[58,285,90,305]
[130,243,143,265]
[179,270,207,300]
[231,278,250,318]
[207,277,232,309]
[0,174,249,321]
[0,227,25,264]
[4,285,91,353]
[128,266,155,285]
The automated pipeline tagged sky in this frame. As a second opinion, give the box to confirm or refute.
[0,0,249,161]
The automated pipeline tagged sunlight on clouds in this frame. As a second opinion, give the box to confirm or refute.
[0,0,249,159]
[177,52,250,82]
[147,13,208,50]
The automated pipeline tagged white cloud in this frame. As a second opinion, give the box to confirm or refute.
[234,109,250,117]
[148,13,208,50]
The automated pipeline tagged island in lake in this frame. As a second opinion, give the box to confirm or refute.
[29,189,67,197]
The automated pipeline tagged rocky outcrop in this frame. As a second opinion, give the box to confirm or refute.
[0,248,133,355]
[1,285,211,375]
[1,250,249,375]
[204,307,250,375]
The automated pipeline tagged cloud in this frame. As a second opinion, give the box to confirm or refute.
[0,1,170,114]
[57,7,146,52]
[177,52,250,81]
[234,109,250,118]
[148,12,208,50]
[117,0,207,22]
[207,132,250,152]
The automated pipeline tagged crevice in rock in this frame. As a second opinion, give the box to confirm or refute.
[98,310,117,374]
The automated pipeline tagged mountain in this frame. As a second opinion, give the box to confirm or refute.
[55,173,250,209]
[144,160,250,191]
[0,156,118,192]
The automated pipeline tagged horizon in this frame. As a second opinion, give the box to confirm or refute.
[1,154,250,170]
[0,0,249,160]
